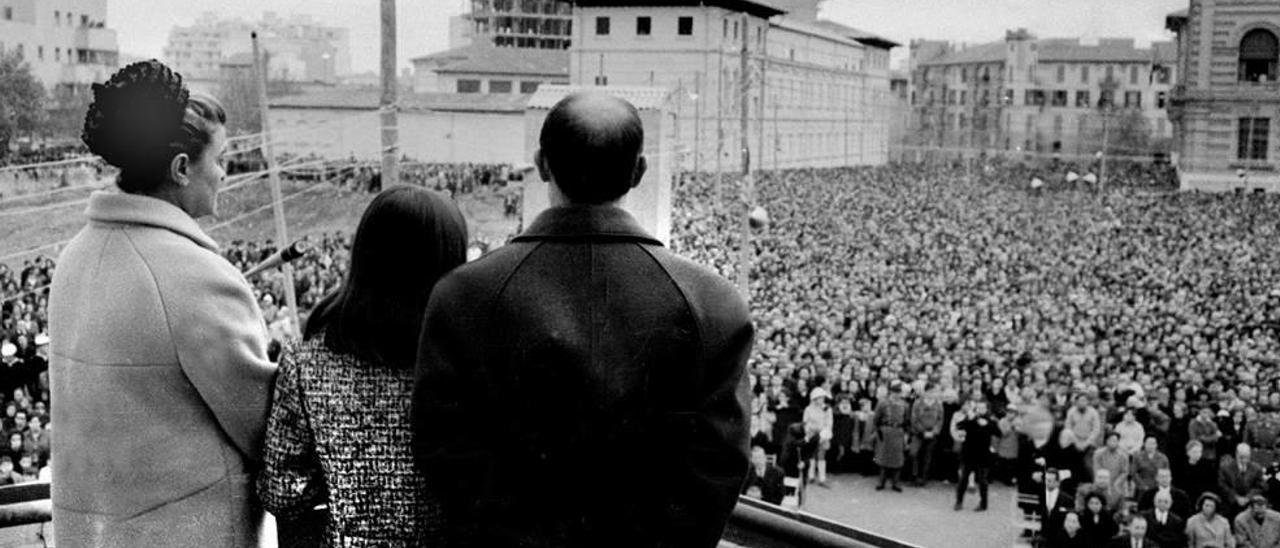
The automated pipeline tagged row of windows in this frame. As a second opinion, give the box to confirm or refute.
[456,79,547,94]
[51,10,93,28]
[923,88,1168,109]
[933,112,1170,138]
[928,63,1173,86]
[595,16,693,37]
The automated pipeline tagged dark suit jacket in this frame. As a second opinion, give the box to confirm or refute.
[413,205,754,548]
[1219,458,1266,501]
[1138,486,1192,520]
[1039,491,1075,537]
[1139,509,1185,548]
[1106,535,1160,548]
[741,464,786,505]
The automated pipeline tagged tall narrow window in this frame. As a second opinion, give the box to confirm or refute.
[1238,118,1271,160]
[595,17,610,36]
[636,16,650,36]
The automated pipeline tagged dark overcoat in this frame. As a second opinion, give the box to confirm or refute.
[413,205,755,548]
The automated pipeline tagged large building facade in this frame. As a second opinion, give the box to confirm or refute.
[1166,2,1280,189]
[164,12,352,84]
[0,0,119,93]
[569,0,897,171]
[909,30,1176,160]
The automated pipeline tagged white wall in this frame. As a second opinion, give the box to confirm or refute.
[269,107,527,165]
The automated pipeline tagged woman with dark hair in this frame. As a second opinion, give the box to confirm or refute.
[49,60,276,547]
[1185,492,1234,548]
[257,186,468,547]
[1078,492,1119,545]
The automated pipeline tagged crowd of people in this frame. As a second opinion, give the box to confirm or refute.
[5,148,1280,545]
[673,160,1280,546]
[0,256,53,486]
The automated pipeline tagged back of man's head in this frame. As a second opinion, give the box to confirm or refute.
[538,92,645,204]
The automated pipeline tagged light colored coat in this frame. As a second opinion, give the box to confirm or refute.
[49,192,276,547]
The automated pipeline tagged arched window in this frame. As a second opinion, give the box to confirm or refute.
[1239,28,1279,82]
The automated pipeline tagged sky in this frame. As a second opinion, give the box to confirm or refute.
[107,0,1189,74]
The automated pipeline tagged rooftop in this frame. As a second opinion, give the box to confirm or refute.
[527,85,672,111]
[570,0,785,19]
[917,37,1175,66]
[810,19,901,49]
[268,87,531,113]
[411,43,569,77]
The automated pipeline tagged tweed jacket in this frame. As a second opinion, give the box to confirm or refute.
[49,191,276,547]
[257,338,444,547]
[413,204,754,548]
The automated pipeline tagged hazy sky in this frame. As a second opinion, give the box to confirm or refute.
[108,0,1188,73]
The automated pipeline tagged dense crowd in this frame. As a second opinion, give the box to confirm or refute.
[673,160,1280,546]
[0,257,53,486]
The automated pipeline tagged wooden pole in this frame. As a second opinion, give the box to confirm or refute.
[738,13,753,298]
[381,0,400,189]
[251,31,302,339]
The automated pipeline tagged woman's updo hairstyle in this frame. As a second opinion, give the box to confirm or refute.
[82,59,226,193]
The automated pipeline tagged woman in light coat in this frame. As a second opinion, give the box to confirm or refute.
[49,60,275,547]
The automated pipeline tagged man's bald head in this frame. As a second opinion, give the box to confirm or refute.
[537,92,646,204]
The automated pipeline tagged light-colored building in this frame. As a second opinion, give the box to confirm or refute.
[164,11,351,84]
[909,30,1176,160]
[267,88,528,165]
[0,0,119,93]
[411,43,569,94]
[1166,3,1280,191]
[569,0,898,171]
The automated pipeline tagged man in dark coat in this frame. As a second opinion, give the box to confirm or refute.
[955,400,1000,511]
[1137,467,1192,519]
[1140,490,1186,548]
[1221,443,1266,520]
[413,92,754,548]
[742,446,786,505]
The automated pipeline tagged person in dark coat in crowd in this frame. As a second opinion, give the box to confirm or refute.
[742,446,786,505]
[955,400,1001,511]
[1047,511,1092,548]
[1079,492,1120,546]
[1140,490,1186,548]
[1039,468,1076,539]
[873,382,910,491]
[1220,443,1266,520]
[413,92,754,548]
[1138,467,1192,520]
[1108,515,1159,548]
[1177,440,1220,503]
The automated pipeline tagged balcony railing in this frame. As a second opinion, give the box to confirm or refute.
[1,487,919,548]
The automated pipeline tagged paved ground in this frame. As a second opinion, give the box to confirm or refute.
[800,473,1019,548]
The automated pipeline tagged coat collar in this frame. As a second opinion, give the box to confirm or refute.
[86,191,220,253]
[513,205,662,246]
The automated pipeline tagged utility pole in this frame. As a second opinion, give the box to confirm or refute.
[251,32,301,339]
[380,0,400,189]
[694,71,702,175]
[738,13,753,298]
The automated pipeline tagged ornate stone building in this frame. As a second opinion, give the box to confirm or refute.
[1166,1,1280,191]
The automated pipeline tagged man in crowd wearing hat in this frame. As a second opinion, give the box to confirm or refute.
[803,387,834,486]
[1233,492,1280,548]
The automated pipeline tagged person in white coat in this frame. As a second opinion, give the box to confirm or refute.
[49,60,276,547]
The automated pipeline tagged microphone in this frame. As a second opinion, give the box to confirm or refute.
[244,240,311,279]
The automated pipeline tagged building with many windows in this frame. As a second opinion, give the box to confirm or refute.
[411,43,569,94]
[908,29,1176,160]
[163,11,351,84]
[0,0,119,93]
[569,0,898,171]
[1166,2,1280,191]
[452,0,573,50]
